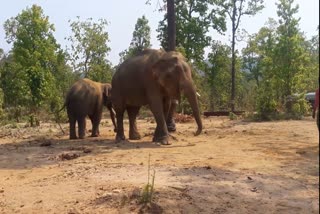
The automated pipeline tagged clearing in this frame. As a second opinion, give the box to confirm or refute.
[0,116,319,213]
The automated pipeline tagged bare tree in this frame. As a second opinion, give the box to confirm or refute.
[216,0,264,111]
[167,0,176,51]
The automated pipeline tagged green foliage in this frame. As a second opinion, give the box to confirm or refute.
[157,0,226,68]
[299,27,319,93]
[256,80,277,120]
[119,15,151,63]
[0,54,30,108]
[273,0,311,109]
[50,50,75,96]
[241,19,278,111]
[215,0,265,17]
[1,5,75,123]
[289,95,310,119]
[240,0,318,120]
[0,88,4,117]
[229,112,238,120]
[204,41,232,111]
[242,18,277,83]
[29,114,40,127]
[68,17,112,82]
[4,5,60,111]
[0,1,317,124]
[215,0,265,111]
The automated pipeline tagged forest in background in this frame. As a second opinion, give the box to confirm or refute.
[0,0,318,125]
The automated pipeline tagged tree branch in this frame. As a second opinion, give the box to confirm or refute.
[227,10,232,20]
[235,0,244,31]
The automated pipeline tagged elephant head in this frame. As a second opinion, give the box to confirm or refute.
[101,83,112,107]
[151,52,202,136]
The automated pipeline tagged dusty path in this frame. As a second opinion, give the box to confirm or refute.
[0,116,318,213]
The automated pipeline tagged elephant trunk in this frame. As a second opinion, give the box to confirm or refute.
[182,82,203,136]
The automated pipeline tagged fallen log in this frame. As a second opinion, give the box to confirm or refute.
[203,111,245,117]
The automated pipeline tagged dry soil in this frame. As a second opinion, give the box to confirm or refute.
[0,116,319,214]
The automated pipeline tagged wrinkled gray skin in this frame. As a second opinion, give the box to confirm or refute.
[66,78,117,139]
[111,49,202,145]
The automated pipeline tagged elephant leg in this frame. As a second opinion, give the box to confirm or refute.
[166,99,178,132]
[127,106,141,140]
[89,114,100,137]
[115,107,126,142]
[163,97,171,121]
[69,117,77,139]
[107,104,117,133]
[149,97,170,145]
[78,116,86,139]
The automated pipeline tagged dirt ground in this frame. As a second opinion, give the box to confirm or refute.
[0,115,319,214]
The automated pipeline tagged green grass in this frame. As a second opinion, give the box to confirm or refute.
[140,154,156,204]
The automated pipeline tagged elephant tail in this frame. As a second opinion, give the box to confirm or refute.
[50,103,66,135]
[57,103,66,113]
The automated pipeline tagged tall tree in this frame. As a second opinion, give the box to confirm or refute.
[216,0,264,111]
[205,41,232,110]
[305,26,319,91]
[4,5,61,113]
[242,18,277,88]
[167,0,176,51]
[0,53,30,109]
[119,15,151,63]
[157,0,226,67]
[273,0,310,112]
[241,19,278,115]
[68,17,112,82]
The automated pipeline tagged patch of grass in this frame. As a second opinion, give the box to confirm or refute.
[29,115,40,127]
[6,122,20,129]
[244,110,310,122]
[229,112,238,120]
[140,154,156,204]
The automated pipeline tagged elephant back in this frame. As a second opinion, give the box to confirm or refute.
[66,78,102,116]
[161,51,186,61]
[135,48,166,67]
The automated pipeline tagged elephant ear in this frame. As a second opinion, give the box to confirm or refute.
[102,84,110,97]
[101,84,112,106]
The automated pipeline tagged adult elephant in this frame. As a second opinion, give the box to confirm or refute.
[65,78,117,139]
[111,49,202,145]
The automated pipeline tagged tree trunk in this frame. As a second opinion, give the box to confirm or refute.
[230,0,236,112]
[166,0,178,129]
[167,0,176,51]
[210,86,215,111]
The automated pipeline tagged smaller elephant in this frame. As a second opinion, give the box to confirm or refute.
[65,78,117,139]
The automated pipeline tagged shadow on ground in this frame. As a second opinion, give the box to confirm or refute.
[0,132,195,170]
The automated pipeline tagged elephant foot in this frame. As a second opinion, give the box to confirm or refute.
[129,131,141,140]
[79,135,85,139]
[90,134,99,137]
[115,134,125,143]
[152,135,171,145]
[166,119,176,132]
[69,135,78,140]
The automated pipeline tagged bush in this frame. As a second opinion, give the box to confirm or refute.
[256,91,278,120]
[0,88,4,119]
[284,94,311,119]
